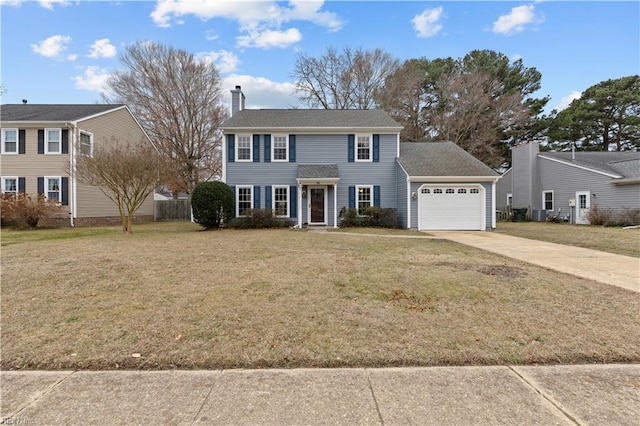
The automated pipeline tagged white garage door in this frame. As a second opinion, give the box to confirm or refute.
[419,185,485,231]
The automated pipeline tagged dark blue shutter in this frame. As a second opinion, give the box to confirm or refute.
[373,185,381,207]
[61,129,69,154]
[265,185,272,210]
[231,186,236,216]
[253,135,260,162]
[253,185,260,209]
[38,130,44,154]
[264,134,271,162]
[227,134,235,162]
[348,186,356,209]
[61,177,69,206]
[18,177,26,193]
[347,135,355,162]
[289,135,296,162]
[290,185,297,218]
[373,134,380,163]
[18,130,26,154]
[37,177,44,195]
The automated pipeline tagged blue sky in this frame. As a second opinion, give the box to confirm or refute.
[1,1,638,114]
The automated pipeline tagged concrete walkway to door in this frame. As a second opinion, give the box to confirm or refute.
[429,231,640,293]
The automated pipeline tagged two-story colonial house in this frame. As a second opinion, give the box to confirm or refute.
[221,86,500,231]
[1,103,155,226]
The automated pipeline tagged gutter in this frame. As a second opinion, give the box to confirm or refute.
[67,121,77,227]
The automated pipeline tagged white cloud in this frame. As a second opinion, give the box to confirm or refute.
[493,5,537,35]
[150,0,342,49]
[0,0,22,7]
[222,74,297,110]
[412,7,444,38]
[205,30,219,41]
[88,38,117,58]
[510,53,523,62]
[237,28,302,49]
[38,0,71,10]
[196,50,240,74]
[31,35,72,58]
[72,66,112,96]
[555,91,582,111]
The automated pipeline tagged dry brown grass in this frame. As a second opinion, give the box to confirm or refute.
[495,222,640,257]
[2,222,639,370]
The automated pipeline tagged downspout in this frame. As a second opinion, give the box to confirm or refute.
[297,183,302,228]
[67,121,77,227]
[491,180,497,229]
[406,178,411,229]
[333,183,337,228]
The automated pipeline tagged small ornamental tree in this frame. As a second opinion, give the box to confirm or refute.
[1,194,61,229]
[191,181,234,229]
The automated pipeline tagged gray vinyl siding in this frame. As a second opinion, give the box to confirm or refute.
[496,169,513,210]
[395,160,408,228]
[511,143,540,210]
[539,157,640,217]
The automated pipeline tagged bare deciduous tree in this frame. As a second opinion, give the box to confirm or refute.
[74,138,164,233]
[293,46,399,109]
[106,42,227,194]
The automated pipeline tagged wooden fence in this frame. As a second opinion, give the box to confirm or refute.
[155,199,191,221]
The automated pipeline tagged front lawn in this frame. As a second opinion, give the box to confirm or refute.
[1,223,638,370]
[495,221,640,257]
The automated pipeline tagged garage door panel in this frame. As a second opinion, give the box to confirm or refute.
[419,186,484,231]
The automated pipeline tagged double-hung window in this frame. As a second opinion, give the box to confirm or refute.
[236,135,252,161]
[356,185,372,214]
[45,128,61,154]
[79,131,93,157]
[272,135,288,161]
[356,134,371,162]
[45,176,61,202]
[236,186,253,216]
[2,177,18,197]
[543,191,554,211]
[1,129,18,154]
[273,186,289,217]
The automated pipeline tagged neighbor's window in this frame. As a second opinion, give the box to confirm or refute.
[45,128,62,154]
[45,177,61,202]
[507,194,513,206]
[1,177,18,197]
[1,129,18,154]
[356,185,372,214]
[236,135,252,161]
[272,135,288,161]
[273,186,289,217]
[237,186,252,216]
[356,134,371,161]
[543,191,554,211]
[79,131,93,157]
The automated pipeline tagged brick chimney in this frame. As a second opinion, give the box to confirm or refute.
[230,85,245,116]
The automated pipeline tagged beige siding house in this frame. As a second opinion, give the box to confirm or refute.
[1,104,155,226]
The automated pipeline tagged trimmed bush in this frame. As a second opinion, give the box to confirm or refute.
[339,207,398,228]
[588,204,640,227]
[228,209,294,229]
[191,181,234,229]
[1,193,62,229]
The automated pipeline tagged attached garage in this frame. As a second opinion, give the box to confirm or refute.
[418,184,485,231]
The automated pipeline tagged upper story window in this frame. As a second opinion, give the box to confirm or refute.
[1,129,18,154]
[543,190,554,211]
[45,128,61,154]
[1,177,18,197]
[356,134,371,162]
[272,135,288,161]
[236,134,252,161]
[79,131,93,157]
[357,185,372,214]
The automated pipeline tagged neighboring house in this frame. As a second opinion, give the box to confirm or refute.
[221,86,500,230]
[1,103,155,226]
[497,141,640,224]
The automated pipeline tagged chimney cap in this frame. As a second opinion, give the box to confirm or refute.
[22,99,28,104]
[235,85,241,90]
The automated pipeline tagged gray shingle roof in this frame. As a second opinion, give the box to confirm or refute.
[297,164,339,179]
[540,151,640,178]
[222,109,402,129]
[398,142,498,177]
[1,104,125,122]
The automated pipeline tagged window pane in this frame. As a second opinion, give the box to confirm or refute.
[273,136,287,160]
[237,136,251,160]
[357,187,371,213]
[357,136,370,160]
[274,187,288,216]
[4,178,17,192]
[238,187,252,215]
[4,130,17,152]
[80,133,92,155]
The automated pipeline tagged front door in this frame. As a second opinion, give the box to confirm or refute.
[309,187,326,224]
[576,191,590,224]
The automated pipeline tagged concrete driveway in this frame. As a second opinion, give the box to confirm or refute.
[430,231,640,293]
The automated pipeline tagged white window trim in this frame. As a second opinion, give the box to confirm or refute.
[507,193,513,206]
[79,130,94,157]
[44,176,62,203]
[542,190,554,211]
[356,184,373,213]
[45,128,62,154]
[1,176,19,195]
[272,185,289,217]
[271,134,289,162]
[235,134,252,162]
[236,185,253,217]
[355,133,372,162]
[1,128,19,154]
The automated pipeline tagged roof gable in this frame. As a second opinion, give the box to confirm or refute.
[539,151,640,178]
[398,142,498,177]
[1,104,125,122]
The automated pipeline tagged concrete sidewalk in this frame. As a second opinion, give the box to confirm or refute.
[2,365,639,425]
[429,231,640,293]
